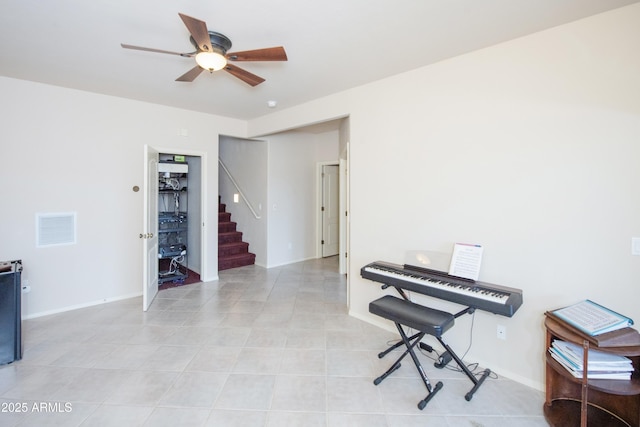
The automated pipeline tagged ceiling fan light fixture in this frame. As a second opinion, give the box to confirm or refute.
[195,51,227,71]
[122,14,286,85]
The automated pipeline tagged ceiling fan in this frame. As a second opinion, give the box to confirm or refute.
[121,13,287,86]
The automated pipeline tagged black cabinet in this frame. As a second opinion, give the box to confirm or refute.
[0,260,22,365]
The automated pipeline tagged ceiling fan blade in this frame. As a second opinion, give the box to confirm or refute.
[178,13,212,53]
[176,66,205,82]
[121,43,194,57]
[224,63,265,86]
[226,47,287,62]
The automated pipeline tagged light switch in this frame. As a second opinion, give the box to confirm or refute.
[632,237,640,256]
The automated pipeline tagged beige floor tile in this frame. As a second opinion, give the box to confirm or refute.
[142,407,211,427]
[270,375,326,412]
[213,374,276,410]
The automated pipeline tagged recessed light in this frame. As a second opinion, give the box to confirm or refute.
[267,100,277,108]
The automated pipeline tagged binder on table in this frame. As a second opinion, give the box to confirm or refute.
[550,300,633,337]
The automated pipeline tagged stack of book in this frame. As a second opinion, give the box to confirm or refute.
[549,339,633,380]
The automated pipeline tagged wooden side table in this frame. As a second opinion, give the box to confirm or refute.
[544,313,640,427]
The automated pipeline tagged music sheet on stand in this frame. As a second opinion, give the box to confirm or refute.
[448,243,483,281]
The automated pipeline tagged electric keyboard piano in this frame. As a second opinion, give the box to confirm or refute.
[361,261,523,317]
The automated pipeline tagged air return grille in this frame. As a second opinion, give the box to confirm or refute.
[36,212,77,247]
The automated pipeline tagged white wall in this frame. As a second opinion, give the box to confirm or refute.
[265,131,339,267]
[247,4,640,389]
[0,78,245,317]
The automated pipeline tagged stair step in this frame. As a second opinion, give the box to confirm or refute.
[219,252,256,271]
[219,231,243,244]
[218,221,237,233]
[219,241,249,257]
[218,200,255,271]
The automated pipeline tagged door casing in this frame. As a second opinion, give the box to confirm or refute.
[142,146,208,311]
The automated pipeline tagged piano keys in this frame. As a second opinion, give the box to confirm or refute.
[361,261,523,317]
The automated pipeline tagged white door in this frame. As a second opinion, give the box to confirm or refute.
[142,145,159,311]
[339,156,348,275]
[322,164,339,257]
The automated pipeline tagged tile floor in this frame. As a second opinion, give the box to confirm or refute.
[0,257,548,426]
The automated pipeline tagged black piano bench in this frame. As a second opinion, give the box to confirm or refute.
[369,295,454,410]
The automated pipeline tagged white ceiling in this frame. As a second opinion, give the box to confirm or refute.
[1,0,637,120]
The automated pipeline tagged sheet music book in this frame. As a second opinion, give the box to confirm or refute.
[551,340,632,370]
[551,300,634,336]
[448,243,483,281]
[549,352,631,380]
[549,339,633,380]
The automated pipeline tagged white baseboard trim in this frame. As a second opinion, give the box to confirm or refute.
[23,292,142,319]
[265,256,317,269]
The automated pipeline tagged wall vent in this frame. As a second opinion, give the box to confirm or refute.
[36,212,77,247]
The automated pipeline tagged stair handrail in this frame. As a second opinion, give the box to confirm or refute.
[218,158,261,220]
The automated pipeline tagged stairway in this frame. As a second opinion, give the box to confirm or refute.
[218,198,256,271]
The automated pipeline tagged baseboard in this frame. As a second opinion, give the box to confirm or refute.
[201,273,220,282]
[265,256,317,269]
[23,292,142,319]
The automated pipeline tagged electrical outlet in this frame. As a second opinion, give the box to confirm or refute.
[497,324,507,340]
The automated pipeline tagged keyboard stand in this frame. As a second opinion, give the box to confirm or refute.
[429,306,491,401]
[435,335,491,401]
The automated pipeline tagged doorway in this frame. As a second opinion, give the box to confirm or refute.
[320,163,339,258]
[142,147,205,311]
